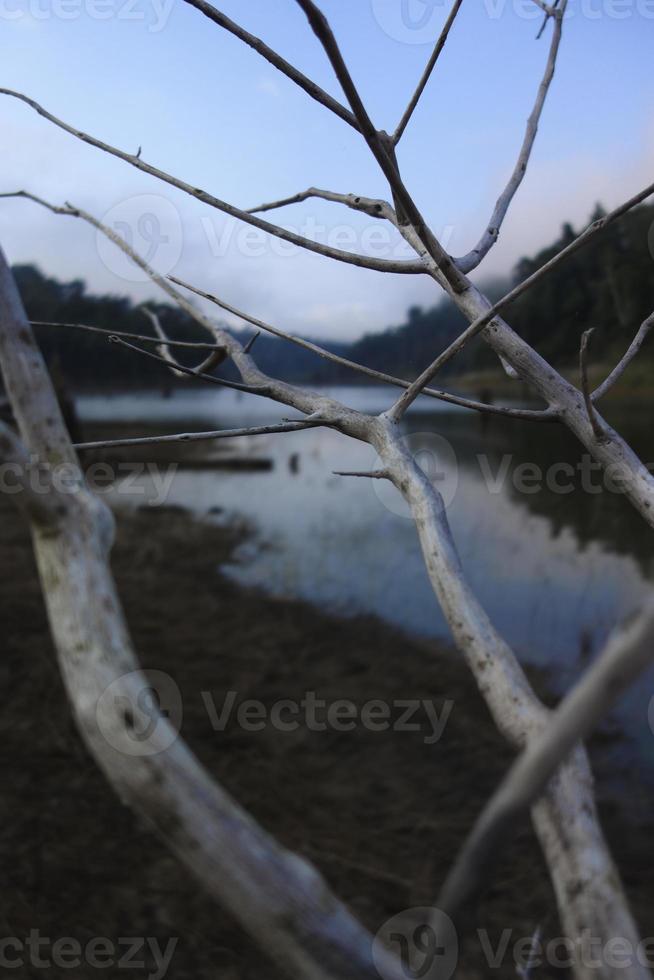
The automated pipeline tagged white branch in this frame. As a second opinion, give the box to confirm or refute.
[2,191,230,359]
[579,328,608,442]
[388,175,654,420]
[438,598,654,922]
[0,101,425,276]
[456,1,566,272]
[143,307,224,377]
[180,0,360,131]
[0,420,72,525]
[76,419,327,452]
[291,1,469,293]
[169,274,556,422]
[1,190,375,439]
[392,0,465,145]
[31,319,223,350]
[0,246,408,980]
[333,469,389,479]
[4,15,653,978]
[107,334,267,393]
[593,311,654,402]
[247,186,395,221]
[374,420,649,980]
[455,280,654,532]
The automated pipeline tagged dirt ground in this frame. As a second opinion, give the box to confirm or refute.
[1,496,652,979]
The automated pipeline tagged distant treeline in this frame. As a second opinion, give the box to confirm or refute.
[12,200,654,391]
[505,202,654,366]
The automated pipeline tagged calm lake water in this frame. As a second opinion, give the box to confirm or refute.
[78,385,654,782]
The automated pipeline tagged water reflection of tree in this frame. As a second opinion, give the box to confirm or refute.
[430,412,654,575]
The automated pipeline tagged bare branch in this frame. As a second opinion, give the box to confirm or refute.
[333,469,389,479]
[143,307,224,376]
[75,419,327,452]
[531,0,555,11]
[375,419,648,979]
[2,190,229,359]
[243,330,261,354]
[437,598,654,924]
[3,189,376,438]
[579,329,607,441]
[180,0,360,131]
[2,17,651,956]
[30,320,224,350]
[171,274,557,421]
[456,1,567,273]
[0,99,425,276]
[0,247,409,980]
[169,274,556,422]
[392,0,465,145]
[536,0,561,39]
[389,175,654,419]
[0,421,71,525]
[592,312,654,402]
[248,186,394,221]
[107,335,267,394]
[4,20,653,973]
[142,307,188,378]
[291,1,469,293]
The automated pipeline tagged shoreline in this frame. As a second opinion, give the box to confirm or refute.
[2,497,653,977]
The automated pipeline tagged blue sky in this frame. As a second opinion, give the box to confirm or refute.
[1,0,652,339]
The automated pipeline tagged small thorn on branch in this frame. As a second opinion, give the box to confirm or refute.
[333,469,389,480]
[243,330,261,354]
[108,335,261,394]
[580,329,608,442]
[499,355,520,380]
[535,0,561,39]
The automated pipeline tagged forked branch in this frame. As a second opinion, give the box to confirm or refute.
[248,186,395,221]
[438,598,654,924]
[0,99,425,276]
[456,1,567,272]
[142,308,224,377]
[2,10,654,978]
[392,0,465,145]
[180,0,360,131]
[580,328,608,442]
[107,335,266,393]
[388,175,654,420]
[168,272,556,422]
[0,246,407,980]
[373,419,648,980]
[0,190,229,362]
[292,0,469,293]
[593,312,654,402]
[31,319,224,350]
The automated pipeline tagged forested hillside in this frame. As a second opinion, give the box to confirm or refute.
[11,201,654,391]
[505,202,654,366]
